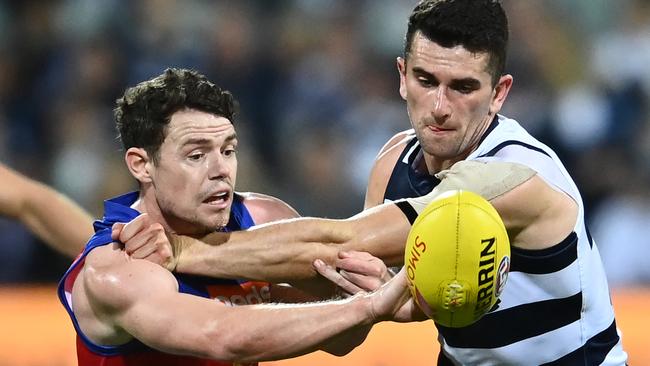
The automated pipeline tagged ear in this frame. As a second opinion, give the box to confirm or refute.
[124,147,154,184]
[397,57,408,101]
[489,74,513,116]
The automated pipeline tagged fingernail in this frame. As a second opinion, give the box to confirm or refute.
[314,259,324,267]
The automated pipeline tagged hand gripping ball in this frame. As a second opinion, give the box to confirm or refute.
[404,190,511,328]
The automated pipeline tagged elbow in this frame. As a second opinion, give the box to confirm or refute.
[323,335,367,357]
[327,346,356,357]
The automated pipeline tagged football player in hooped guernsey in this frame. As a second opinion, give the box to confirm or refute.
[58,68,418,366]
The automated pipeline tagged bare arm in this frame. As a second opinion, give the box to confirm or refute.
[173,203,411,282]
[0,163,93,257]
[364,131,412,209]
[490,174,577,250]
[77,244,413,362]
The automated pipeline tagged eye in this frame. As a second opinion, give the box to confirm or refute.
[223,146,237,157]
[188,152,205,161]
[417,77,434,88]
[455,84,475,94]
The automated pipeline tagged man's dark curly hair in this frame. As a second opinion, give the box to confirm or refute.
[404,0,508,86]
[115,68,237,163]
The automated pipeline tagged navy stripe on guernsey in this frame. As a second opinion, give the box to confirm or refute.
[541,320,620,365]
[395,200,419,224]
[438,292,582,348]
[510,232,577,274]
[476,115,500,146]
[383,135,440,201]
[586,225,595,248]
[437,320,620,366]
[477,140,551,159]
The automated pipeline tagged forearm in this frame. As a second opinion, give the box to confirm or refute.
[176,218,348,282]
[175,204,411,282]
[222,295,374,362]
[21,181,94,257]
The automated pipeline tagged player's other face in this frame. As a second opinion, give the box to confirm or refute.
[398,32,512,171]
[152,108,238,235]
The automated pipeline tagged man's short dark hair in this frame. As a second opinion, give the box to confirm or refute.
[404,0,509,85]
[115,68,237,163]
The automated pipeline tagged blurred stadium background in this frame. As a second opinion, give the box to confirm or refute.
[0,0,648,365]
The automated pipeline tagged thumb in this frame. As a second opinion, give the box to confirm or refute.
[112,223,125,241]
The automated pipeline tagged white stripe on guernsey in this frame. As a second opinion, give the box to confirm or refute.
[65,291,72,307]
[496,261,581,311]
[401,140,420,164]
[443,320,585,366]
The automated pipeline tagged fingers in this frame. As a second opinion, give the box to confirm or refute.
[115,213,151,244]
[335,250,392,290]
[313,259,364,296]
[338,269,383,291]
[109,213,174,269]
[337,251,386,275]
[313,250,393,298]
[130,241,158,259]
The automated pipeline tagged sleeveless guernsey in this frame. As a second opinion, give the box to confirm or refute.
[58,191,264,366]
[387,116,627,365]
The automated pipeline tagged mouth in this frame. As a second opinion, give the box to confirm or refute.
[203,190,232,209]
[426,124,453,134]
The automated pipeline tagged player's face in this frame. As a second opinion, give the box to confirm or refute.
[152,108,238,235]
[398,32,512,171]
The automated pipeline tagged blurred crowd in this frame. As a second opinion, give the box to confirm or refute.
[0,0,648,287]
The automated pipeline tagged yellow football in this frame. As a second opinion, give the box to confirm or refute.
[404,189,510,328]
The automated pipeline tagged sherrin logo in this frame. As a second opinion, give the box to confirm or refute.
[474,237,496,318]
[495,255,510,298]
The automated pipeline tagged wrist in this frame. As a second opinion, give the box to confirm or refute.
[169,233,187,272]
[354,292,379,325]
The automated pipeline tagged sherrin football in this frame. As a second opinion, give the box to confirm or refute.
[404,189,511,328]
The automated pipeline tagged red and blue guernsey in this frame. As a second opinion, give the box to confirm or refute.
[58,191,266,366]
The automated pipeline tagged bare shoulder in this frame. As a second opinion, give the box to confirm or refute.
[237,192,300,225]
[364,130,415,209]
[372,130,415,182]
[80,244,178,311]
[376,129,415,160]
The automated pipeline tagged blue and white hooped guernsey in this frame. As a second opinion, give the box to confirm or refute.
[388,115,628,365]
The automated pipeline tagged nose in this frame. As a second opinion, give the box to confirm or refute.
[432,87,451,123]
[207,154,232,180]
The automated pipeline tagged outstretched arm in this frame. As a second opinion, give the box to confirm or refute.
[114,203,410,282]
[78,244,414,362]
[0,163,93,257]
[172,203,410,283]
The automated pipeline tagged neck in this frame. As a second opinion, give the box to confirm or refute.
[132,190,214,237]
[422,151,471,176]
